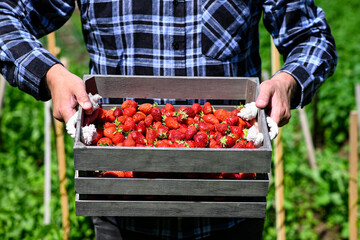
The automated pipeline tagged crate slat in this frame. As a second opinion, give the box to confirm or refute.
[75,195,266,218]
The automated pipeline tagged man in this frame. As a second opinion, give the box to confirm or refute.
[0,0,337,239]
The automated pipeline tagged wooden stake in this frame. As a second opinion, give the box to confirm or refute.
[349,111,358,240]
[271,39,286,240]
[47,32,70,240]
[298,108,317,169]
[44,100,51,225]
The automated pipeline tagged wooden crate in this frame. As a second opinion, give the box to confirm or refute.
[73,75,272,218]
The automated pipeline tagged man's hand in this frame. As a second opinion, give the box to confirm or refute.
[46,64,93,123]
[255,72,300,127]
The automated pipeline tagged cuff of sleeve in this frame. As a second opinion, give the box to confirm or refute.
[18,48,62,101]
[278,63,314,109]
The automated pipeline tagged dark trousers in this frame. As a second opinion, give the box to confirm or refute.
[92,217,264,240]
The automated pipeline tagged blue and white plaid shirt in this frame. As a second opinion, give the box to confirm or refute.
[0,0,337,238]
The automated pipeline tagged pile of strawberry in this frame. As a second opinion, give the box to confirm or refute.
[88,100,259,149]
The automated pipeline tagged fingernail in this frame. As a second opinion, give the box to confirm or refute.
[84,102,92,109]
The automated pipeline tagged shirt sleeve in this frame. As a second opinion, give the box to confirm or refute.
[0,0,75,101]
[262,0,338,108]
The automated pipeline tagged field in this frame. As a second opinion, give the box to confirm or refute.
[0,0,359,239]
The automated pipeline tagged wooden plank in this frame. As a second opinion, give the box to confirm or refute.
[44,101,52,225]
[75,173,269,197]
[349,111,358,240]
[83,75,259,100]
[74,147,272,172]
[75,196,267,218]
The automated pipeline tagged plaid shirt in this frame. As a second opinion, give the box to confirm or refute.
[0,0,337,239]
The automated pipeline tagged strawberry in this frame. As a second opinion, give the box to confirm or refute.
[193,132,208,148]
[246,141,255,148]
[202,114,219,125]
[103,126,117,139]
[186,117,195,125]
[133,111,146,123]
[123,134,136,146]
[144,114,154,127]
[105,109,116,122]
[103,171,125,177]
[151,107,162,122]
[136,121,146,135]
[232,139,246,148]
[178,124,188,134]
[198,121,210,132]
[139,103,153,115]
[164,116,180,129]
[185,125,198,140]
[177,109,189,124]
[215,123,229,135]
[146,128,159,143]
[123,107,137,117]
[238,173,256,179]
[164,103,175,112]
[164,110,175,117]
[116,115,128,125]
[183,107,195,118]
[96,108,108,122]
[123,117,136,131]
[136,137,147,145]
[171,141,187,148]
[129,131,144,141]
[121,100,138,109]
[104,122,116,129]
[97,137,113,146]
[168,130,186,142]
[220,134,236,148]
[186,140,195,148]
[112,132,125,145]
[209,138,220,148]
[221,173,237,179]
[125,171,134,178]
[202,102,213,114]
[226,116,239,126]
[214,109,227,122]
[156,140,171,148]
[91,128,104,145]
[113,107,123,117]
[230,126,242,140]
[238,117,248,129]
[157,124,169,139]
[190,103,202,114]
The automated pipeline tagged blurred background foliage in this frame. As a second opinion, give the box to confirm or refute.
[0,0,359,239]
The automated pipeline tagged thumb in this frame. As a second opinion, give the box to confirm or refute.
[73,83,93,114]
[256,81,274,109]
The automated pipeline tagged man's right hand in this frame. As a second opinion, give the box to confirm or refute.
[46,64,93,123]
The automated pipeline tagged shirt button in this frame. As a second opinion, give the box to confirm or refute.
[172,42,179,50]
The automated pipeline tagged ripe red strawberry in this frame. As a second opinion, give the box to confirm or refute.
[164,116,180,129]
[185,125,198,140]
[214,109,227,122]
[177,109,188,124]
[157,125,169,139]
[232,139,246,148]
[226,116,239,126]
[105,109,116,122]
[112,132,125,145]
[125,171,134,177]
[133,111,146,123]
[136,137,147,145]
[123,117,136,131]
[123,134,136,146]
[238,117,248,128]
[238,173,256,179]
[103,171,125,177]
[103,126,117,139]
[97,137,113,146]
[116,115,128,125]
[190,103,202,114]
[168,130,186,142]
[146,128,159,143]
[183,107,195,118]
[123,107,137,117]
[215,123,229,135]
[230,126,242,140]
[139,103,153,115]
[171,141,187,148]
[186,140,195,148]
[220,134,236,148]
[156,140,171,148]
[91,128,104,145]
[193,132,208,148]
[202,102,213,114]
[202,114,219,125]
[136,121,146,135]
[165,103,175,112]
[209,138,220,148]
[198,121,210,132]
[96,108,108,122]
[221,173,237,179]
[144,114,154,127]
[104,122,116,129]
[186,117,195,125]
[151,107,162,122]
[246,141,255,148]
[113,107,123,117]
[121,100,138,109]
[129,131,144,141]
